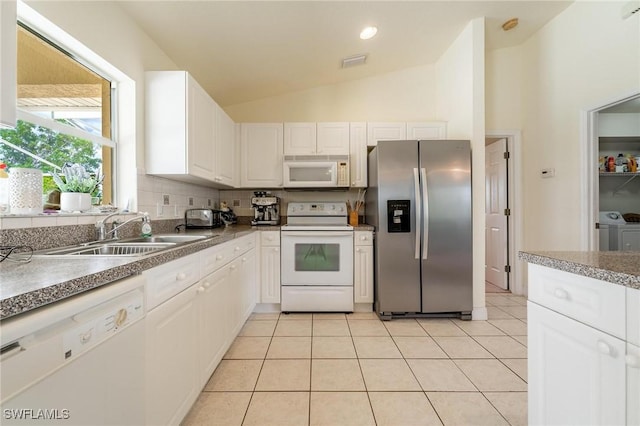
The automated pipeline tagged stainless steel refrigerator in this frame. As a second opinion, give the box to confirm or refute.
[365,140,472,320]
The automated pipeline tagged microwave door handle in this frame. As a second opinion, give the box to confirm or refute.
[420,168,429,260]
[413,168,421,260]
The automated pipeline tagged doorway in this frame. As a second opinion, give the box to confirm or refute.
[485,130,524,296]
[485,138,509,292]
[583,92,640,251]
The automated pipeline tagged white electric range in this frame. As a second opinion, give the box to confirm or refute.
[280,202,354,312]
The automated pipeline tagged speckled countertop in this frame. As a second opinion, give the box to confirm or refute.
[0,226,257,319]
[0,224,375,320]
[519,251,640,290]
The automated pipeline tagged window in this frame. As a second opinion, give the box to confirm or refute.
[0,23,114,205]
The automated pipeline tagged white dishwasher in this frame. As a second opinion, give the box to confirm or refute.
[0,275,146,425]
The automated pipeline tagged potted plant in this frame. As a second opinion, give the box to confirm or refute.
[52,163,102,212]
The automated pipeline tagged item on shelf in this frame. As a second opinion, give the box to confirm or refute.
[0,163,9,213]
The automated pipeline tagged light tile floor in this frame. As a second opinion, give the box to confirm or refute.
[182,293,528,426]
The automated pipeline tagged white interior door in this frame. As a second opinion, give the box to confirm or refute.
[485,139,508,289]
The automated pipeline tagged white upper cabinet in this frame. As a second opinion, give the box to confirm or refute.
[214,104,236,187]
[284,122,316,155]
[146,71,235,188]
[367,122,406,146]
[407,122,447,140]
[284,122,350,155]
[367,122,447,146]
[316,122,350,155]
[0,0,17,129]
[240,123,284,188]
[349,122,367,188]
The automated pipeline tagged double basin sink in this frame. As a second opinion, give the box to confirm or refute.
[35,235,208,257]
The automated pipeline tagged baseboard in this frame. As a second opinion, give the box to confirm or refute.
[253,303,281,313]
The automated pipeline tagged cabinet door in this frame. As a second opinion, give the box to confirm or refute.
[367,122,406,147]
[188,76,216,180]
[284,122,316,155]
[214,104,236,186]
[0,0,17,128]
[198,266,231,386]
[240,123,284,187]
[146,285,199,426]
[349,122,367,187]
[260,246,281,303]
[354,245,373,304]
[406,122,447,140]
[528,301,626,426]
[317,122,350,155]
[239,249,257,322]
[628,343,640,426]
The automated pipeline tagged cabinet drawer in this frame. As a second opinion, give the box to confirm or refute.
[201,234,256,276]
[528,264,626,339]
[355,231,373,246]
[261,231,280,246]
[144,255,201,311]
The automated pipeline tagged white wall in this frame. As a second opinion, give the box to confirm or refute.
[225,64,437,122]
[435,18,487,319]
[24,1,220,218]
[486,46,522,130]
[515,1,640,250]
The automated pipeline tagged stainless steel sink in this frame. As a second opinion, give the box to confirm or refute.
[122,235,208,244]
[34,234,209,257]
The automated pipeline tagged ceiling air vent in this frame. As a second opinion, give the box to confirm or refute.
[341,54,367,69]
[622,1,640,19]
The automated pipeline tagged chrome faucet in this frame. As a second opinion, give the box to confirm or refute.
[96,212,150,241]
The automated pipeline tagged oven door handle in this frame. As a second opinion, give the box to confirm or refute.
[281,231,354,237]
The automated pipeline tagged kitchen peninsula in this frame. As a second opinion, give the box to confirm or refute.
[520,250,639,426]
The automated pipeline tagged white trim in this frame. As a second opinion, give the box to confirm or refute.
[580,90,640,252]
[486,129,525,296]
[472,307,488,321]
[16,110,115,148]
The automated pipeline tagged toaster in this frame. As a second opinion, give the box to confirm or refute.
[185,209,223,229]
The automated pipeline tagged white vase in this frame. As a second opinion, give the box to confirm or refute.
[60,192,92,213]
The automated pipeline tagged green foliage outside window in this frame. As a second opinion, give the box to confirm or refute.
[0,120,102,196]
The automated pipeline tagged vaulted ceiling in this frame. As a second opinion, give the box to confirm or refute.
[118,1,574,107]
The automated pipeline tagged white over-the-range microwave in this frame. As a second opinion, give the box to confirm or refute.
[283,155,350,188]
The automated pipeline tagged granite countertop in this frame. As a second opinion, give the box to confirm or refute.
[0,225,256,320]
[519,251,640,290]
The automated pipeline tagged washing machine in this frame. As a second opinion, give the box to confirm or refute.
[599,211,640,251]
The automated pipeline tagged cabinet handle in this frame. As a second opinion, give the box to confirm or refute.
[235,246,240,251]
[352,181,356,186]
[176,272,187,280]
[553,288,569,300]
[242,257,247,262]
[597,340,612,356]
[230,265,237,270]
[360,236,367,241]
[216,255,223,260]
[197,286,205,294]
[356,248,361,252]
[274,248,279,252]
[203,281,211,289]
[267,236,274,241]
[625,355,639,368]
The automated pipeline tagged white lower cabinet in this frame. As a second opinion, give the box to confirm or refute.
[527,264,639,426]
[260,231,281,304]
[528,301,626,426]
[145,233,257,425]
[197,264,232,388]
[354,231,374,306]
[145,283,200,426]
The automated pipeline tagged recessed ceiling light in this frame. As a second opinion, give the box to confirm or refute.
[360,26,378,40]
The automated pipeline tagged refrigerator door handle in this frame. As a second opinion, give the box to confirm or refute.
[420,168,429,260]
[413,167,421,260]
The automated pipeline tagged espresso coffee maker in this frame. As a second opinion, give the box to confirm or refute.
[251,191,280,226]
